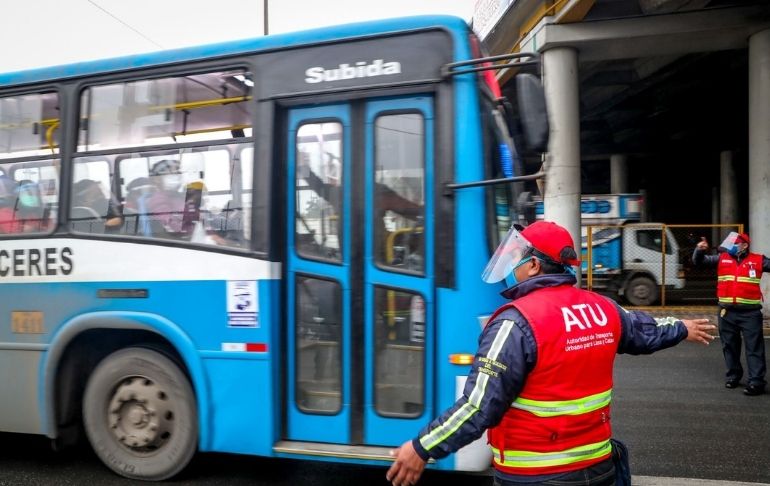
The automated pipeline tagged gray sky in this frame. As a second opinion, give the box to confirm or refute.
[0,0,473,73]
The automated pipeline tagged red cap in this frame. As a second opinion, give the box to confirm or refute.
[737,233,751,245]
[521,221,580,266]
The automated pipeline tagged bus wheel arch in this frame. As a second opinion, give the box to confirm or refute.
[52,328,188,446]
[82,346,198,480]
[44,314,211,458]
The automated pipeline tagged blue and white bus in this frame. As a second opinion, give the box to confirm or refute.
[0,15,547,480]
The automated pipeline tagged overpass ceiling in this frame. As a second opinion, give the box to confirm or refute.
[577,48,748,156]
[491,1,768,157]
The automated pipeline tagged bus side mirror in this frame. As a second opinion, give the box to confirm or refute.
[516,73,549,153]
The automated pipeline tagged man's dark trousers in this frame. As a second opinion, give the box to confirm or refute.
[719,307,767,387]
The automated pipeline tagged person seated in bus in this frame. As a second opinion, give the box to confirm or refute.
[143,159,187,237]
[71,179,123,232]
[0,175,20,234]
[14,180,51,233]
[123,177,156,235]
[205,199,246,247]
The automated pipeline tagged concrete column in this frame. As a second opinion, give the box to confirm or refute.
[542,47,581,280]
[749,29,770,316]
[719,150,739,240]
[610,154,628,193]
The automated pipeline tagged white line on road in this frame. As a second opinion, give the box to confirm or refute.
[635,476,770,486]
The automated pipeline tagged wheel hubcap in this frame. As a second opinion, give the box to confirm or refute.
[108,377,173,451]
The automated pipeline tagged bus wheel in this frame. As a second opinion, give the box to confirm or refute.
[625,276,657,306]
[82,347,197,480]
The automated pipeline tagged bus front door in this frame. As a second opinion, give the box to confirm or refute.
[286,97,434,447]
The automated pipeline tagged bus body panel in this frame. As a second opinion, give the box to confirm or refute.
[0,348,44,434]
[0,239,278,451]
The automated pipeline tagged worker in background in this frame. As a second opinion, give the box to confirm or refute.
[693,232,769,396]
[387,220,715,486]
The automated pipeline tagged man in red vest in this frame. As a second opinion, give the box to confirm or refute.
[693,232,770,396]
[387,220,715,486]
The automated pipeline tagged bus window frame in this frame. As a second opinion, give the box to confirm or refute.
[293,271,345,416]
[66,61,260,254]
[293,117,346,266]
[371,108,427,277]
[75,67,255,153]
[371,283,427,419]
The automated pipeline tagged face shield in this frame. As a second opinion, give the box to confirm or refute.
[481,225,533,283]
[719,232,742,256]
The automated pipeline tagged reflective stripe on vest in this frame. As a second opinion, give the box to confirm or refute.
[737,277,762,284]
[512,389,612,417]
[736,297,762,305]
[491,439,612,469]
[718,275,735,282]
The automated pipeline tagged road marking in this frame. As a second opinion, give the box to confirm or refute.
[635,476,770,486]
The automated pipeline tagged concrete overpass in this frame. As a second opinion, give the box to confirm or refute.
[475,0,770,312]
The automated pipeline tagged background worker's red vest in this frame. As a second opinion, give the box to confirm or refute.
[486,285,621,476]
[717,253,763,306]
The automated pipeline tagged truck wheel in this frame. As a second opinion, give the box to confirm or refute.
[625,276,657,306]
[83,347,197,480]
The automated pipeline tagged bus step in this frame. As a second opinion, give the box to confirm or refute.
[273,441,395,462]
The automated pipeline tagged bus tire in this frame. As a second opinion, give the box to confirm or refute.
[82,347,197,481]
[625,276,657,306]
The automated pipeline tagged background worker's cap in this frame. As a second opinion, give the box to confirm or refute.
[736,233,751,245]
[520,220,580,266]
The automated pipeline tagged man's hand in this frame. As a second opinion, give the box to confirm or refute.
[386,440,426,486]
[682,318,716,345]
[696,237,709,251]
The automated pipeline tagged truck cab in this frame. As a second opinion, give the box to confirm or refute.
[536,194,685,306]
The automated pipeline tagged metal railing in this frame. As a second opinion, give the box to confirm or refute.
[584,223,743,307]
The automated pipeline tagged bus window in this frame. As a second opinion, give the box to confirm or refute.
[295,122,343,261]
[74,70,253,246]
[0,92,60,159]
[78,70,252,151]
[374,286,425,417]
[70,158,121,234]
[295,275,342,414]
[481,98,517,249]
[109,146,251,247]
[373,113,425,273]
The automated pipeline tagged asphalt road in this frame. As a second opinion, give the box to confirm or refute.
[0,340,768,485]
[612,339,770,484]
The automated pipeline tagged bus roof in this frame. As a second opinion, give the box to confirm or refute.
[0,15,469,88]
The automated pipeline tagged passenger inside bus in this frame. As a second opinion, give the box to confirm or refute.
[14,180,51,233]
[0,175,19,234]
[71,179,123,232]
[143,159,187,237]
[132,159,212,241]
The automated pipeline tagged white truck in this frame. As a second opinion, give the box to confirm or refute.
[535,194,685,306]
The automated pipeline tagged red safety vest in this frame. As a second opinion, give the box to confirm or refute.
[486,285,621,476]
[716,252,763,306]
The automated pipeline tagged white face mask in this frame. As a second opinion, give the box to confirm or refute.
[161,174,182,191]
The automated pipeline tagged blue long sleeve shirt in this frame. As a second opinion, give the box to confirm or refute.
[413,273,688,462]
